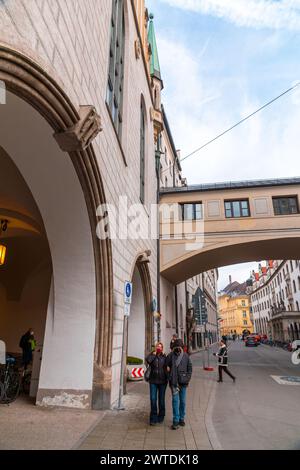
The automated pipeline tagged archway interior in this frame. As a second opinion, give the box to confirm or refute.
[128,265,146,360]
[0,90,97,408]
[0,146,52,397]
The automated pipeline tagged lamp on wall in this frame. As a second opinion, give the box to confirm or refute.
[0,219,8,266]
[0,245,6,266]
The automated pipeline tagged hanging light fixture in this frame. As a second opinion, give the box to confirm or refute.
[0,220,8,266]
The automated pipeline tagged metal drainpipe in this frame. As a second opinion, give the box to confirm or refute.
[185,280,189,351]
[155,141,162,343]
[175,284,179,335]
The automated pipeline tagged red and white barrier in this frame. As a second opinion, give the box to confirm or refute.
[131,368,145,379]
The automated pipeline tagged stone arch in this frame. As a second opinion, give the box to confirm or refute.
[0,44,113,409]
[128,252,154,358]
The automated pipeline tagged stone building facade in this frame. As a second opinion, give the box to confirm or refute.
[0,0,160,409]
[249,260,300,342]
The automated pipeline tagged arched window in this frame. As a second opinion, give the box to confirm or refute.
[107,0,125,137]
[140,99,146,203]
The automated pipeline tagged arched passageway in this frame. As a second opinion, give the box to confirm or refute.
[0,46,113,409]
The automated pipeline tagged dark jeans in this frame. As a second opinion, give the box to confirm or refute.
[149,383,167,424]
[172,386,187,425]
[218,365,235,381]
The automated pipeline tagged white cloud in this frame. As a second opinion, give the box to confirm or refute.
[158,33,300,185]
[218,262,260,291]
[161,0,300,31]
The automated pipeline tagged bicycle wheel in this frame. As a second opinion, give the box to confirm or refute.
[0,381,4,403]
[3,370,20,404]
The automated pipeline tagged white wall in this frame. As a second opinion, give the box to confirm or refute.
[128,267,146,359]
[0,92,97,405]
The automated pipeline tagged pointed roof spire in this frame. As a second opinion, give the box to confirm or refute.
[148,13,161,80]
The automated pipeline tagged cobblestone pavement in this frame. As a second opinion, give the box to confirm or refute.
[77,352,217,450]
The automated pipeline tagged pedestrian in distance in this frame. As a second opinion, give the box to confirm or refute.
[146,342,168,426]
[170,333,178,351]
[213,339,236,383]
[166,339,192,430]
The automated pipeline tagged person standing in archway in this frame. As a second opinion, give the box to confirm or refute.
[146,342,168,425]
[19,328,35,370]
[214,339,236,383]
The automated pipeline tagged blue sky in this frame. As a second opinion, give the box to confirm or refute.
[146,0,300,288]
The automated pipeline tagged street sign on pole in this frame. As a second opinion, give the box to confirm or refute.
[124,303,131,317]
[115,281,133,411]
[124,281,133,304]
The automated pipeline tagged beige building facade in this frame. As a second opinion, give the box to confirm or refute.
[218,292,253,337]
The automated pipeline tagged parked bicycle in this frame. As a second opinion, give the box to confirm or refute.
[0,356,21,404]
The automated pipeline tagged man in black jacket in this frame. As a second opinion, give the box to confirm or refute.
[166,339,192,430]
[146,342,168,425]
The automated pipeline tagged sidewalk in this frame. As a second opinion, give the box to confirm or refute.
[76,356,218,451]
[0,396,104,450]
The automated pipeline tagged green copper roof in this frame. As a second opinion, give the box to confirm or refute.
[148,13,161,80]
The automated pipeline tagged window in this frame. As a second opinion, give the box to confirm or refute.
[293,280,296,293]
[273,196,299,216]
[241,300,246,307]
[243,320,248,326]
[140,100,146,203]
[181,203,203,220]
[107,0,125,137]
[243,311,247,318]
[225,199,250,218]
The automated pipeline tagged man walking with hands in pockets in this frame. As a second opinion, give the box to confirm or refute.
[167,339,192,430]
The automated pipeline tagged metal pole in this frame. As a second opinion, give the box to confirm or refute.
[116,315,127,410]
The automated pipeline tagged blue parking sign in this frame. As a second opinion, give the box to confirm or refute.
[124,281,133,304]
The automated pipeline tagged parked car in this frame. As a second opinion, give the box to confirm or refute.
[251,333,261,343]
[245,336,258,347]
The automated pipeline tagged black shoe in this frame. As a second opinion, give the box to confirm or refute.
[150,422,157,426]
[217,380,223,383]
[233,377,236,383]
[171,423,179,430]
[179,421,185,427]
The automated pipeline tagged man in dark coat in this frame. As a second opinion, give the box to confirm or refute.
[19,328,34,369]
[170,334,178,351]
[166,339,192,430]
[214,339,236,383]
[146,342,168,425]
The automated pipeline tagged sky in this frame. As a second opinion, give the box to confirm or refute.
[147,0,300,289]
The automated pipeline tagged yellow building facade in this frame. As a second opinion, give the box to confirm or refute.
[218,294,253,336]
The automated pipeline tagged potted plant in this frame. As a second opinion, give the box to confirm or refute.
[126,356,145,381]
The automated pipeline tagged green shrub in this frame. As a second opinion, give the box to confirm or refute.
[127,356,143,365]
